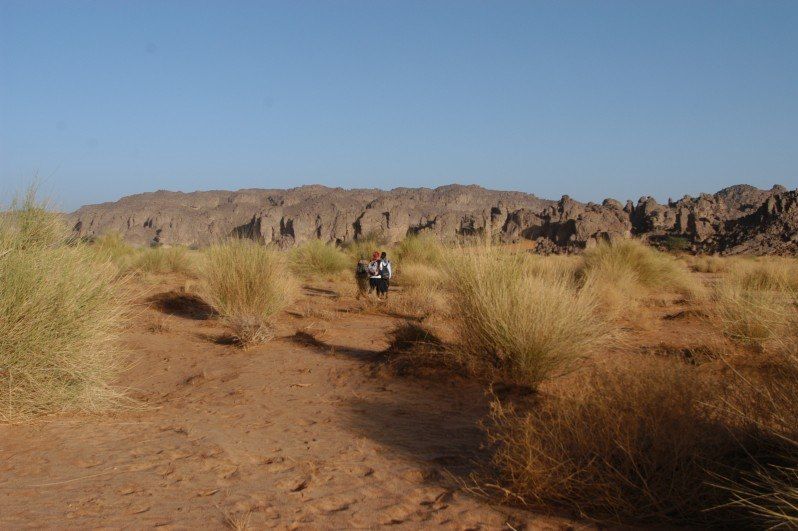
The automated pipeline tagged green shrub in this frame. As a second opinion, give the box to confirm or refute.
[663,235,691,252]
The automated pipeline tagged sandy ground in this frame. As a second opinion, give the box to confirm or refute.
[0,277,585,530]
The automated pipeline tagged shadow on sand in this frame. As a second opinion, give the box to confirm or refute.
[147,290,218,320]
[288,328,494,490]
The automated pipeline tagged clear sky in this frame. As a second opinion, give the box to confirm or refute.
[1,1,796,211]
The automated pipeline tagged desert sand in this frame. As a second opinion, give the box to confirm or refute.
[0,275,584,529]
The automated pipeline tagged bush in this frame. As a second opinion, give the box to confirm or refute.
[488,358,742,523]
[289,239,350,277]
[201,240,298,345]
[448,248,611,388]
[0,193,126,421]
[395,232,444,266]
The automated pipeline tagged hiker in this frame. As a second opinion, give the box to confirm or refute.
[367,251,382,295]
[377,251,392,299]
[355,257,371,299]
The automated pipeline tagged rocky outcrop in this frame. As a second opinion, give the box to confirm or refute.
[70,184,552,248]
[70,183,798,255]
[501,196,632,251]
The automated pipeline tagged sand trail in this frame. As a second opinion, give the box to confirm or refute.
[0,280,582,529]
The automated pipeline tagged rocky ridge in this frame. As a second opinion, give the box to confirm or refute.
[70,183,798,255]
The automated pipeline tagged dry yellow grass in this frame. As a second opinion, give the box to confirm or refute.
[577,239,707,326]
[289,239,351,277]
[448,247,612,388]
[487,358,740,524]
[684,254,735,274]
[0,191,127,421]
[393,262,443,290]
[712,259,798,345]
[580,239,707,301]
[88,231,137,269]
[130,245,199,276]
[201,239,298,345]
[395,232,445,266]
[709,259,798,527]
[721,346,798,528]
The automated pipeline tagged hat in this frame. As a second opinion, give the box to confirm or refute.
[372,251,380,260]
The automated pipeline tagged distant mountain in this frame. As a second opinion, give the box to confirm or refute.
[70,183,798,255]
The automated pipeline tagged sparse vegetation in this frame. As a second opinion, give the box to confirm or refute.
[201,239,298,345]
[89,231,136,261]
[0,190,126,421]
[4,204,796,528]
[684,254,734,274]
[662,235,691,252]
[87,233,199,277]
[395,232,444,266]
[579,239,707,317]
[130,245,198,276]
[342,231,387,261]
[289,239,350,277]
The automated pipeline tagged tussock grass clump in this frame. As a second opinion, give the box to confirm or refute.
[711,261,798,527]
[289,239,350,277]
[448,248,611,388]
[580,239,706,301]
[713,282,796,344]
[1,187,66,250]
[130,246,197,276]
[394,262,443,289]
[202,240,298,345]
[685,254,734,274]
[726,258,798,292]
[89,232,137,270]
[0,193,126,421]
[722,347,798,528]
[488,358,741,523]
[395,232,444,266]
[713,259,798,345]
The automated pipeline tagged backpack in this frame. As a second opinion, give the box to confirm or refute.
[380,260,391,279]
[367,260,380,276]
[356,260,368,275]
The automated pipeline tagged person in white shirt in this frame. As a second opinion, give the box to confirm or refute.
[377,251,392,299]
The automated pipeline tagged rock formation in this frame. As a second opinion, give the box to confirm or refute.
[70,183,798,255]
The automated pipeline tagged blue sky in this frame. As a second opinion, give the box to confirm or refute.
[1,1,796,210]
